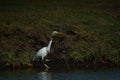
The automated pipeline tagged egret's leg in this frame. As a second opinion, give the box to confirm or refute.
[33,57,36,61]
[42,57,50,69]
[44,63,50,69]
[45,59,50,62]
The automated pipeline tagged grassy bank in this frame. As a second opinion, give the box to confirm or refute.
[0,0,120,69]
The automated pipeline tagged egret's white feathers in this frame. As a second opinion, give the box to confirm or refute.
[52,31,58,36]
[36,47,48,59]
[46,38,53,53]
[33,31,59,68]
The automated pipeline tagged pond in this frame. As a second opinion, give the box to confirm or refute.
[0,68,120,80]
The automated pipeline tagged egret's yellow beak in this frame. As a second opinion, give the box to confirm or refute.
[58,32,63,35]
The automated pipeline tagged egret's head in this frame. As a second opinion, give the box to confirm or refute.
[52,31,58,36]
[52,31,63,37]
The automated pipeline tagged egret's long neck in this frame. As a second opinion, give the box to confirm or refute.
[47,38,53,53]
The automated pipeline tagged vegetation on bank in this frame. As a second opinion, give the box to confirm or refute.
[0,0,120,69]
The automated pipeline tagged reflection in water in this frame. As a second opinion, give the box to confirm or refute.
[38,72,52,80]
[0,68,120,80]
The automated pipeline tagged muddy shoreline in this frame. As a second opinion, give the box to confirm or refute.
[0,58,119,71]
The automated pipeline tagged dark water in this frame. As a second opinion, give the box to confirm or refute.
[0,68,120,80]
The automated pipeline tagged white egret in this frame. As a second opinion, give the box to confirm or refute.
[33,31,59,69]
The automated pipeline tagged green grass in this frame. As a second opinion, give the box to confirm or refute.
[0,0,120,68]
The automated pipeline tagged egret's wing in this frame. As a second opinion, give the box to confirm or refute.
[36,47,47,57]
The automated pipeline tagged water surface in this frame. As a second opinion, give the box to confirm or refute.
[0,68,120,80]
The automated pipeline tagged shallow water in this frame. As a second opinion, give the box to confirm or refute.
[0,68,120,80]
